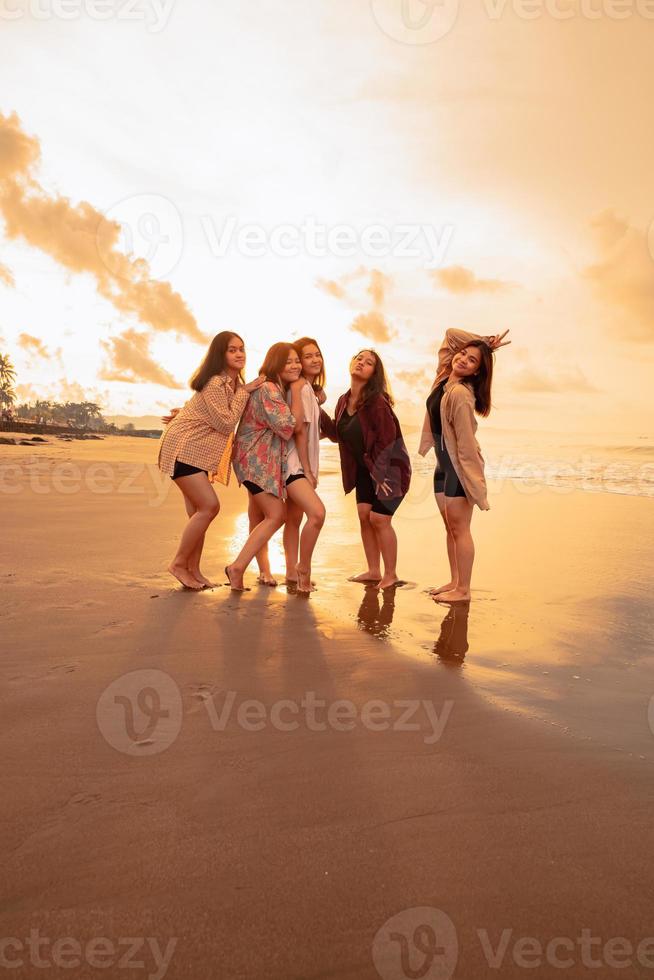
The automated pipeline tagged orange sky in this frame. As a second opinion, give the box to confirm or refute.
[0,1,653,433]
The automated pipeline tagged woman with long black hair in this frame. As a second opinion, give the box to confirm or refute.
[281,336,327,592]
[158,332,264,589]
[321,349,411,590]
[418,328,511,603]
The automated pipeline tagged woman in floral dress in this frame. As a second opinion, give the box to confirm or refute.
[226,343,300,590]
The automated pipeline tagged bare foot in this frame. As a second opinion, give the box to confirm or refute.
[224,565,250,592]
[257,573,278,587]
[428,582,457,596]
[296,565,316,594]
[379,574,404,589]
[285,575,316,586]
[189,569,217,589]
[348,571,382,583]
[435,587,471,604]
[168,563,203,590]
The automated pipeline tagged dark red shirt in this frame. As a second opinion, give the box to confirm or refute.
[321,392,411,499]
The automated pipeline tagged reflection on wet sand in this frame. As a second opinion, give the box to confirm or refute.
[434,601,471,667]
[356,585,397,638]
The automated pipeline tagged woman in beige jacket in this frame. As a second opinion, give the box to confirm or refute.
[418,327,511,603]
[158,332,264,590]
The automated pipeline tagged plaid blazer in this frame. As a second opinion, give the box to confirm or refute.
[157,373,249,484]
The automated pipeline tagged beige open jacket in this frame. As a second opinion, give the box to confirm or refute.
[418,329,491,511]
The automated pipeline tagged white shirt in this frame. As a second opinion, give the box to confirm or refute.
[285,383,321,481]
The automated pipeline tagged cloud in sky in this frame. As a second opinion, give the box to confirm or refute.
[316,267,392,307]
[0,261,14,287]
[315,278,346,300]
[18,332,53,358]
[432,265,514,295]
[509,352,599,395]
[99,329,185,388]
[583,210,654,342]
[317,267,397,344]
[396,367,431,389]
[367,269,391,307]
[0,111,206,344]
[349,312,396,344]
[15,378,109,405]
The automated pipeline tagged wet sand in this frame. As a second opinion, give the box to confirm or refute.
[2,436,654,979]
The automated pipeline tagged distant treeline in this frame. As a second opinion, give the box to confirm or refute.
[2,401,159,438]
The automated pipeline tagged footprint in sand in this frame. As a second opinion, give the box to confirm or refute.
[49,664,78,674]
[94,620,135,634]
[68,792,101,806]
[187,684,217,713]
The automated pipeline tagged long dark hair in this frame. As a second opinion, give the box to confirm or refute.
[259,342,295,389]
[462,341,493,417]
[350,349,394,407]
[190,332,244,391]
[293,336,326,391]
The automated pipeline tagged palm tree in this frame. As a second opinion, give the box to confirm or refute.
[0,354,16,388]
[0,353,16,407]
[0,385,15,406]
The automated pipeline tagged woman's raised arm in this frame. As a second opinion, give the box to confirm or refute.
[436,328,511,376]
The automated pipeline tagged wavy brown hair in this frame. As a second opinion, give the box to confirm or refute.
[293,336,326,390]
[350,349,394,407]
[190,332,244,391]
[461,341,493,417]
[259,342,296,389]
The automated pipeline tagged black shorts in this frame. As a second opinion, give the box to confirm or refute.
[434,440,466,498]
[244,475,305,495]
[172,460,207,480]
[243,480,265,495]
[354,466,404,516]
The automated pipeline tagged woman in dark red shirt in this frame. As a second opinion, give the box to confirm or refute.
[321,350,411,590]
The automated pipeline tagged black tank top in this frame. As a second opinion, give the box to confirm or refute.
[337,409,365,465]
[426,379,447,438]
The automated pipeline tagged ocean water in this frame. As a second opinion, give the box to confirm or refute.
[320,430,654,499]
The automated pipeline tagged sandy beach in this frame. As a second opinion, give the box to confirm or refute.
[2,434,654,979]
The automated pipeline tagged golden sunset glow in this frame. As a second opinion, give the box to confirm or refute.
[1,1,653,434]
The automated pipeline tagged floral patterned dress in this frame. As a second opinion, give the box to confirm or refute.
[232,381,296,498]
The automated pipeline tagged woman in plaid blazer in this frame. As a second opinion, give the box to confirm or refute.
[158,332,264,590]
